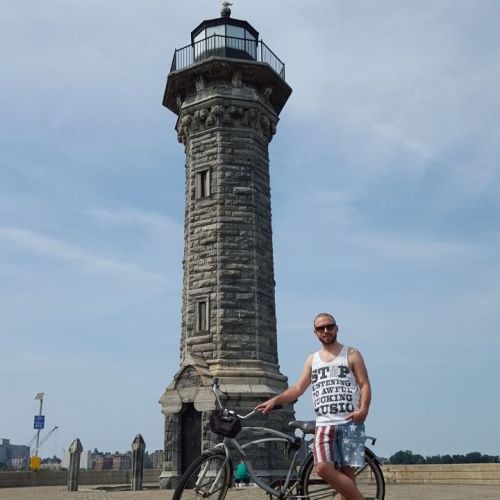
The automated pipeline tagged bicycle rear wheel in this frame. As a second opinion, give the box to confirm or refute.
[173,450,233,500]
[300,447,385,500]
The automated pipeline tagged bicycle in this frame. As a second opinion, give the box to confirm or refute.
[173,378,385,500]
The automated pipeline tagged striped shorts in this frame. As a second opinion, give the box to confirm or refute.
[312,422,365,467]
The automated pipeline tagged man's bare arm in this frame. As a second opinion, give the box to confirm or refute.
[346,347,371,423]
[255,354,313,415]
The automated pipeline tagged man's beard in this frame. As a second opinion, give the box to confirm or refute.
[319,334,337,345]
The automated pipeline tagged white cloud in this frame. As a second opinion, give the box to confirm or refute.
[371,122,435,164]
[271,0,500,199]
[352,231,474,262]
[0,226,163,280]
[85,208,182,234]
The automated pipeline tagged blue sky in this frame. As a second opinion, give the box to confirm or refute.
[1,0,499,460]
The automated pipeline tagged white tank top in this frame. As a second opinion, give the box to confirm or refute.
[311,345,360,426]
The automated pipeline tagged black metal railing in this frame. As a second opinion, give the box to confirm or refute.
[170,34,285,80]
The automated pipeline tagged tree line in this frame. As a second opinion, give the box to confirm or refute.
[389,450,500,464]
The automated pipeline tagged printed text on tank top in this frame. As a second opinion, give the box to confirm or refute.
[311,345,361,426]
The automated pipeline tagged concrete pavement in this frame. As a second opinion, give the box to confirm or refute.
[1,485,500,500]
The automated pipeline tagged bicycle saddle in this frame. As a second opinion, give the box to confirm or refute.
[288,420,316,434]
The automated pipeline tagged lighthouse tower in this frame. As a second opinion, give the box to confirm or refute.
[159,4,293,488]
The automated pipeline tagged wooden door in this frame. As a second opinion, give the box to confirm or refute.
[181,404,202,472]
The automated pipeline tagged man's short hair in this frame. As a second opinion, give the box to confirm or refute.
[313,313,336,327]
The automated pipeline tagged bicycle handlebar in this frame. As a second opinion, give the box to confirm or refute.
[211,377,283,418]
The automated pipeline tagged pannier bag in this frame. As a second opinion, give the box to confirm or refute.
[210,409,242,438]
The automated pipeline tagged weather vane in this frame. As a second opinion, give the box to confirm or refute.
[221,1,232,18]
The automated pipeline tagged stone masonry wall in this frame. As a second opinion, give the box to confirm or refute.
[181,123,278,365]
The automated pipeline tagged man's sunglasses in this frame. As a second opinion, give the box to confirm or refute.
[314,323,336,333]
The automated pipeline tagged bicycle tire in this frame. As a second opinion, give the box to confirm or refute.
[300,446,385,500]
[173,450,233,500]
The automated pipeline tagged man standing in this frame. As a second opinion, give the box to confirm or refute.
[255,313,371,500]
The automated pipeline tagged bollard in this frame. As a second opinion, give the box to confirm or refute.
[131,434,146,491]
[67,438,83,491]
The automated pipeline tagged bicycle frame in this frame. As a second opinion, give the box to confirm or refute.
[212,426,304,497]
[209,381,304,496]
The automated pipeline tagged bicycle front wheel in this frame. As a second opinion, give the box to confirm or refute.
[300,447,385,500]
[173,450,233,500]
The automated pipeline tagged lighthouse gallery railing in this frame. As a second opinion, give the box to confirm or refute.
[170,34,285,80]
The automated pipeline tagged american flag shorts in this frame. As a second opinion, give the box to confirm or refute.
[312,422,365,467]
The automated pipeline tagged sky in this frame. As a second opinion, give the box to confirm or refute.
[1,0,499,460]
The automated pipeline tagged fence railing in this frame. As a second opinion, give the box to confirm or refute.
[171,34,285,80]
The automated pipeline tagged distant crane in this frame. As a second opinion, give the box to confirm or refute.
[27,426,58,470]
[29,425,58,454]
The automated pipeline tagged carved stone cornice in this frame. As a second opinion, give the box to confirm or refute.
[177,104,277,144]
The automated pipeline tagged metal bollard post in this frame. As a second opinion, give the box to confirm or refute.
[67,438,83,491]
[131,434,146,491]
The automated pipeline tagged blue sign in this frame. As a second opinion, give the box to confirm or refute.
[33,415,45,430]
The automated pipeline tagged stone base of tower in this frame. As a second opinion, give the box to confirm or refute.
[159,354,295,489]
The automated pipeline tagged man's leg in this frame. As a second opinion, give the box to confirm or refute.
[338,465,361,500]
[315,462,364,500]
[336,421,367,500]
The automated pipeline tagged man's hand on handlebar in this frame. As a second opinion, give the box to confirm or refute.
[255,398,279,415]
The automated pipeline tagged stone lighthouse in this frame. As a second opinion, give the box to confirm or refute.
[159,3,293,488]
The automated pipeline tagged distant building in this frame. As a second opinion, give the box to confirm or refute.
[60,448,154,471]
[147,450,164,469]
[61,449,92,470]
[93,453,114,470]
[112,451,132,470]
[90,451,129,471]
[0,438,30,470]
[41,455,62,470]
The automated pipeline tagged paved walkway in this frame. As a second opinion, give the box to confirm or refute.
[1,485,500,500]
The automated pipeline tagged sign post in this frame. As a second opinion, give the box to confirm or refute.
[31,392,46,470]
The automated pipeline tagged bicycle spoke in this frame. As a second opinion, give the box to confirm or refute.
[173,452,231,500]
[354,463,369,476]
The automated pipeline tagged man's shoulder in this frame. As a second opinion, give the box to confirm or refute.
[347,346,365,365]
[305,352,316,365]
